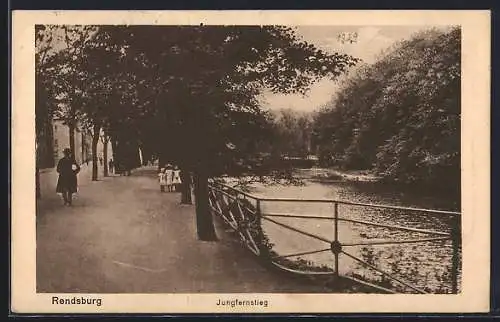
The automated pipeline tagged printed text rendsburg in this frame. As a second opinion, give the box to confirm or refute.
[52,296,102,307]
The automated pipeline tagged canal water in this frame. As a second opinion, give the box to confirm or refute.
[227,171,461,293]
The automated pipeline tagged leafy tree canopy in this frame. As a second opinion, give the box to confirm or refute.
[313,27,460,194]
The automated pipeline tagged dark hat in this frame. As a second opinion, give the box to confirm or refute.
[63,148,71,155]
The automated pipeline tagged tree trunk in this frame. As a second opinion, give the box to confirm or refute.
[193,169,218,241]
[69,122,75,159]
[111,139,117,166]
[133,144,141,169]
[103,138,109,177]
[81,132,85,165]
[111,138,120,174]
[36,164,41,199]
[180,166,192,204]
[35,137,41,199]
[91,124,100,181]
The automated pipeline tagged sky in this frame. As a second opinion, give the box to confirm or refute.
[40,25,449,113]
[259,25,447,113]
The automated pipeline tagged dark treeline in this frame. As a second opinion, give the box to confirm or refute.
[270,108,314,158]
[311,27,461,196]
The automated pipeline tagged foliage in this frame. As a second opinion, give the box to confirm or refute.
[38,24,359,239]
[35,25,69,167]
[38,26,98,127]
[269,108,315,158]
[39,25,146,177]
[312,27,461,194]
[88,26,355,172]
[40,25,359,174]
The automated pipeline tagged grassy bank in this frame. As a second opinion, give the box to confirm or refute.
[296,167,381,182]
[296,167,460,206]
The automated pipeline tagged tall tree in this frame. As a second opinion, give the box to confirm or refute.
[35,25,53,198]
[46,25,359,240]
[110,25,359,240]
[313,27,461,195]
[35,25,64,197]
[100,131,110,177]
[57,26,98,159]
[45,26,139,180]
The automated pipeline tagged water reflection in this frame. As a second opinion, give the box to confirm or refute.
[241,179,460,293]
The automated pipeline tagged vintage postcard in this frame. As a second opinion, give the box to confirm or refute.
[11,10,490,314]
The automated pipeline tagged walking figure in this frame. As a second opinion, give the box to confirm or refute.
[56,148,80,206]
[99,157,103,166]
[108,159,114,174]
[172,165,182,192]
[158,167,167,192]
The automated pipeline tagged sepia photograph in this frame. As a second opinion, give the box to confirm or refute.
[11,10,490,314]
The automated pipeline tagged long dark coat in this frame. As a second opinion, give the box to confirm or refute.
[56,157,80,193]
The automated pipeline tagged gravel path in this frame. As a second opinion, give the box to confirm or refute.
[36,165,332,293]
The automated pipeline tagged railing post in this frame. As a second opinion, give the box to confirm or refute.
[207,185,212,211]
[334,202,339,277]
[451,215,461,294]
[255,199,267,258]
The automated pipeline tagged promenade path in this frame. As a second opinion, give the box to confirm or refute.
[36,165,331,293]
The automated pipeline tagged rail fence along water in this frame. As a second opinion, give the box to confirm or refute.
[207,181,461,294]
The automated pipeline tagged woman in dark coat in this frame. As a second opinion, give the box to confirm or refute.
[56,148,80,206]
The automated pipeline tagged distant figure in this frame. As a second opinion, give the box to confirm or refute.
[108,159,114,174]
[158,168,167,192]
[172,165,182,192]
[56,148,80,206]
[86,158,89,166]
[99,157,103,166]
[122,166,131,176]
[119,160,128,176]
[165,165,174,192]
